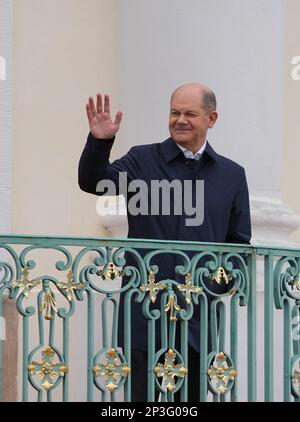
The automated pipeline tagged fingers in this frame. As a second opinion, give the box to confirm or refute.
[96,93,103,114]
[114,111,123,127]
[86,103,93,121]
[86,94,116,122]
[104,95,110,113]
[88,96,97,117]
[87,94,110,115]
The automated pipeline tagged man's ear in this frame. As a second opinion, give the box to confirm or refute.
[208,111,218,128]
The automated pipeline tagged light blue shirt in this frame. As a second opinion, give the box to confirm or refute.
[177,140,207,160]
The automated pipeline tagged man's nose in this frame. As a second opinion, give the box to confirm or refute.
[177,114,187,124]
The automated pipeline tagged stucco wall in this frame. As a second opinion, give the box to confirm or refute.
[12,0,118,238]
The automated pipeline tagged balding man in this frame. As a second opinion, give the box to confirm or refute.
[78,83,251,401]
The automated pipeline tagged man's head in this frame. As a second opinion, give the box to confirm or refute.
[169,83,218,153]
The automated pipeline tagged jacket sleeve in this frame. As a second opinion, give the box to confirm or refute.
[225,168,252,244]
[78,132,140,196]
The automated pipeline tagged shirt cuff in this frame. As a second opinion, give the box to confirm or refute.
[87,132,115,151]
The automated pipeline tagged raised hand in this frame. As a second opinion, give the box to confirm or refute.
[86,94,122,139]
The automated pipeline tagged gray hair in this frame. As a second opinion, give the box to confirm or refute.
[171,83,217,114]
[201,89,217,114]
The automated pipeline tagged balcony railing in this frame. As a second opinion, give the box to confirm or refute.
[0,234,300,402]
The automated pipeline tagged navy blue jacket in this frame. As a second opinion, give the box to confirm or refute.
[78,133,251,351]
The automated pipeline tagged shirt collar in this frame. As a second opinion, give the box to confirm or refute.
[176,140,207,160]
[160,137,219,163]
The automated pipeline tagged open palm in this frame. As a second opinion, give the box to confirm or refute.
[86,94,122,139]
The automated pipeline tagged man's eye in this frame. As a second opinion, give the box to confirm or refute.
[187,113,196,117]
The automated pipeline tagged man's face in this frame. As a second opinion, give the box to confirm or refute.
[169,87,217,150]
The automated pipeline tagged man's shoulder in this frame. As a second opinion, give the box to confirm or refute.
[208,144,245,174]
[128,138,179,164]
[216,153,245,172]
[127,141,162,156]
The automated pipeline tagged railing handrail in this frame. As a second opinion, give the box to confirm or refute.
[0,233,299,256]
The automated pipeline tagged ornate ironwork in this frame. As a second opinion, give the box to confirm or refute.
[0,234,269,402]
[210,267,232,285]
[274,257,300,307]
[292,357,300,397]
[207,352,237,395]
[177,272,202,304]
[154,349,188,392]
[27,347,68,391]
[57,269,85,301]
[97,262,124,281]
[164,293,181,321]
[40,289,57,320]
[290,274,300,291]
[93,349,130,392]
[11,267,40,298]
[140,271,166,303]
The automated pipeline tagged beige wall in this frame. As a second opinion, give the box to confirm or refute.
[12,0,118,237]
[283,0,300,245]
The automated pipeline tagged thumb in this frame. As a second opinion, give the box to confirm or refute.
[114,111,123,128]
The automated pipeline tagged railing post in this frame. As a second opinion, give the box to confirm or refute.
[199,294,208,402]
[86,291,94,402]
[283,301,292,401]
[264,252,274,401]
[62,317,69,402]
[22,316,29,402]
[247,251,257,402]
[147,319,156,402]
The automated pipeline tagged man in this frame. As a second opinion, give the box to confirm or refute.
[78,83,251,401]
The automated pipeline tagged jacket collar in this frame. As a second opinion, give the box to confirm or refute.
[160,137,219,163]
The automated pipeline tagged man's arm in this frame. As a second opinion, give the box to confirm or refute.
[225,168,252,244]
[78,93,122,194]
[78,133,115,194]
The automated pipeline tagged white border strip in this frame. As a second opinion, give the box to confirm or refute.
[0,0,12,234]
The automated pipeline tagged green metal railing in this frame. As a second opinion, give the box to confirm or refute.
[0,234,300,402]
